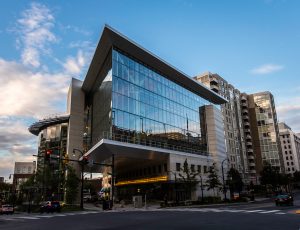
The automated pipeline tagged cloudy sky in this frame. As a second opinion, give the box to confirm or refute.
[1,0,300,181]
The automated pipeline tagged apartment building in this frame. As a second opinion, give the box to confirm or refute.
[195,73,250,182]
[278,122,300,174]
[247,92,284,173]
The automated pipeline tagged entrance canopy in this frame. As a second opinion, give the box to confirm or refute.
[83,139,208,172]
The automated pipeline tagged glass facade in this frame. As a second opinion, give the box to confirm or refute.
[110,49,209,153]
[253,93,282,170]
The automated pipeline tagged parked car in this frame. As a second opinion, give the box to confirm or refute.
[0,205,14,215]
[275,194,293,206]
[40,201,61,213]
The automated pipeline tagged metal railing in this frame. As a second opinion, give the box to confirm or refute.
[98,131,209,157]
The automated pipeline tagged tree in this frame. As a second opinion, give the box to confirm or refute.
[177,159,199,200]
[260,164,280,190]
[206,163,222,196]
[226,167,243,198]
[65,166,80,204]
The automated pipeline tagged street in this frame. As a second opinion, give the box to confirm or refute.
[1,197,300,230]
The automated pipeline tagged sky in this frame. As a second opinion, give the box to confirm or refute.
[1,0,300,181]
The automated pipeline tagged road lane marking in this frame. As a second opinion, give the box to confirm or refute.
[222,209,246,212]
[259,210,280,214]
[34,215,53,218]
[15,217,40,220]
[275,212,286,215]
[243,210,264,213]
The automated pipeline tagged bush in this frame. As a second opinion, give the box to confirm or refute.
[199,196,222,204]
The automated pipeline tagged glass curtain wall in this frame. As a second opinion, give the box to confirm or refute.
[254,94,282,170]
[111,49,209,154]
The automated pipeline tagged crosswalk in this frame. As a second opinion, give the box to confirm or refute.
[0,211,100,222]
[0,208,289,222]
[160,208,287,215]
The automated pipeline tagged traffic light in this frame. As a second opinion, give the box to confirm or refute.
[45,149,53,161]
[82,156,89,165]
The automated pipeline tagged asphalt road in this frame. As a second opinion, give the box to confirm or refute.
[1,196,300,230]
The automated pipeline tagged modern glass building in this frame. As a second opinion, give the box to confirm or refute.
[65,25,227,201]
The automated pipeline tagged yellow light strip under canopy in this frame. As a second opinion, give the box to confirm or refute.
[116,175,168,186]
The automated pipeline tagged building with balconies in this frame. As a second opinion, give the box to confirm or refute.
[195,73,250,183]
[247,92,284,173]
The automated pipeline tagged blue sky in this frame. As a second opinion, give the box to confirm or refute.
[1,0,300,180]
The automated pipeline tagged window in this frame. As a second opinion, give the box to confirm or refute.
[197,165,201,173]
[204,166,207,173]
[176,163,181,172]
[290,156,293,160]
[191,164,195,172]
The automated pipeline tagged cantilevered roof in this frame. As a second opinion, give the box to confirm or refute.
[82,25,227,105]
[83,138,211,172]
[28,115,70,136]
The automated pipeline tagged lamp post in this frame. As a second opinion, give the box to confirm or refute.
[199,174,204,203]
[72,148,84,210]
[221,158,229,201]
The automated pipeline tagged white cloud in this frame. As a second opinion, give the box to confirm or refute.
[0,117,36,180]
[251,64,284,74]
[16,2,57,68]
[0,59,69,118]
[0,2,95,181]
[63,49,89,75]
[277,96,300,133]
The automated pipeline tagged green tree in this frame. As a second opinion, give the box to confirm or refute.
[178,159,199,200]
[65,166,80,204]
[260,164,282,193]
[226,167,244,198]
[206,163,222,196]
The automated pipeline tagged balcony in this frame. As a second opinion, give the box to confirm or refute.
[100,129,209,157]
[249,169,256,174]
[244,122,250,128]
[241,102,247,107]
[247,148,253,153]
[244,129,251,134]
[210,84,219,91]
[243,115,249,120]
[248,155,254,160]
[246,142,252,147]
[210,77,219,84]
[242,109,248,114]
[241,95,247,101]
[245,135,252,140]
[249,162,255,167]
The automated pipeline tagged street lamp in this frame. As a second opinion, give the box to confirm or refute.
[72,148,85,210]
[221,158,229,201]
[199,174,204,203]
